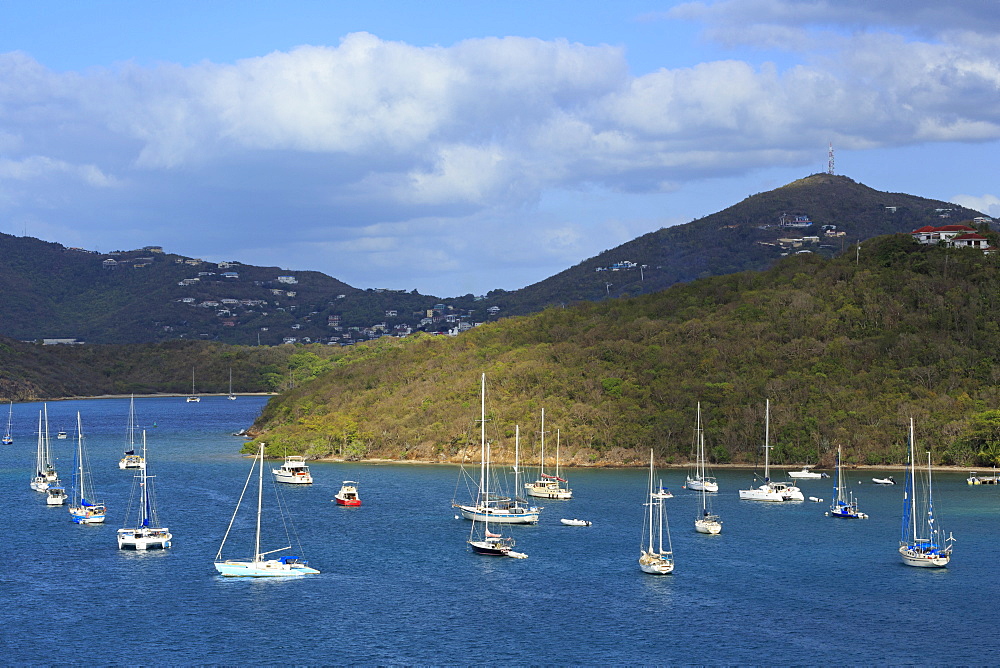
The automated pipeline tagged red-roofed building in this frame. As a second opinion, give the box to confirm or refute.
[950,232,991,250]
[911,224,976,244]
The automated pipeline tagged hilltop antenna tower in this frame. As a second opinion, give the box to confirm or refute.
[827,141,835,175]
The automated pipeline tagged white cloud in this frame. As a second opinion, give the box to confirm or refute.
[951,194,1000,218]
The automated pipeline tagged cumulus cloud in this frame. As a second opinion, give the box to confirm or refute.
[1,21,999,294]
[951,193,1000,218]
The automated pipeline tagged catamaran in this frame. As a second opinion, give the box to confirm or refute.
[639,449,674,574]
[118,430,172,549]
[214,443,319,577]
[68,412,107,524]
[693,404,722,534]
[524,408,572,499]
[118,395,145,470]
[827,445,867,519]
[899,419,954,567]
[739,400,803,502]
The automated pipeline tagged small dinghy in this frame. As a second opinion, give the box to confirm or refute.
[808,496,823,502]
[560,518,592,526]
[872,476,896,485]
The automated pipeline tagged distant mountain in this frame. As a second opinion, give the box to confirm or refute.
[0,173,987,343]
[498,173,988,314]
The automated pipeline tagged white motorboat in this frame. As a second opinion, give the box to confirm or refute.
[639,449,674,574]
[560,518,592,526]
[524,409,572,499]
[739,400,803,502]
[46,482,68,505]
[68,412,107,524]
[118,431,172,550]
[788,466,827,479]
[272,455,313,484]
[215,443,320,577]
[872,476,896,485]
[899,419,954,568]
[692,404,722,535]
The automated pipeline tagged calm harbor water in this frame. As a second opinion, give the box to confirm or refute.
[1,395,997,663]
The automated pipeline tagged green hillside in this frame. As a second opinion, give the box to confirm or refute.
[246,234,1000,468]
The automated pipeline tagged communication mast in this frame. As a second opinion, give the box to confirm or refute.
[827,141,835,175]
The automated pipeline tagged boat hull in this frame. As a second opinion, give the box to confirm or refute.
[30,479,49,492]
[686,477,718,493]
[524,483,572,499]
[214,559,319,577]
[457,504,540,524]
[46,490,67,505]
[335,496,361,506]
[739,486,784,501]
[560,518,591,526]
[70,509,106,524]
[695,518,722,534]
[273,470,313,484]
[899,545,950,568]
[639,551,674,574]
[118,528,172,550]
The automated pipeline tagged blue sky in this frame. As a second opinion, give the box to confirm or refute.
[2,1,999,297]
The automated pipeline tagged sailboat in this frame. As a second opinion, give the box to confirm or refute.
[68,412,107,524]
[2,401,12,445]
[467,439,528,559]
[30,405,58,492]
[899,419,955,568]
[524,408,572,499]
[118,430,171,549]
[118,395,145,470]
[454,375,540,524]
[686,405,718,492]
[186,368,200,402]
[214,442,320,576]
[639,449,674,574]
[228,368,236,400]
[738,400,804,502]
[826,445,867,519]
[693,404,722,534]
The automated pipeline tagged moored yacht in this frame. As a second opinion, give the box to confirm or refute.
[272,455,313,484]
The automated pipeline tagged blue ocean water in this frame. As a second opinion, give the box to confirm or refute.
[1,395,998,664]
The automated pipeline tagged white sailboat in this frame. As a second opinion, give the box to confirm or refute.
[524,409,572,499]
[685,405,718,492]
[215,442,320,577]
[186,368,200,402]
[272,455,313,484]
[639,449,674,574]
[2,401,12,445]
[118,431,172,549]
[738,400,804,502]
[454,375,540,524]
[899,419,954,568]
[826,445,867,519]
[467,442,528,559]
[693,404,722,534]
[30,405,58,492]
[228,367,236,400]
[68,412,107,524]
[118,395,145,470]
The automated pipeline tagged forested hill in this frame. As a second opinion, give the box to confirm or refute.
[248,234,1000,468]
[499,173,986,314]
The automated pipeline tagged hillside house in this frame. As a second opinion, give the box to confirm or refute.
[102,258,119,269]
[221,271,239,279]
[780,213,812,228]
[911,224,976,244]
[950,232,991,250]
[276,276,298,284]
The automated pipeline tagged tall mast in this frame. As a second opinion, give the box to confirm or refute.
[479,373,486,504]
[76,412,84,501]
[255,443,264,563]
[43,403,51,468]
[648,449,655,551]
[555,428,560,480]
[514,425,521,499]
[36,410,43,474]
[763,399,771,482]
[909,419,918,540]
[540,407,546,477]
[140,431,150,528]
